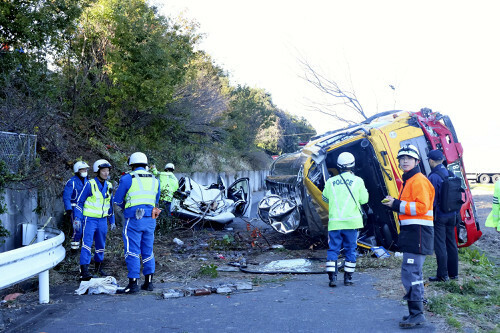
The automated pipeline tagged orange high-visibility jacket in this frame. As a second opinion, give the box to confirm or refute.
[398,173,435,227]
[396,170,435,255]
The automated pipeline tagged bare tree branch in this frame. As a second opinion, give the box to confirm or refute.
[298,58,367,124]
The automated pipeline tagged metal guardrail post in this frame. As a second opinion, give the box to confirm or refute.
[0,228,65,304]
[37,228,49,304]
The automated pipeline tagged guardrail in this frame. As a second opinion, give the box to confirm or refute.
[0,228,66,304]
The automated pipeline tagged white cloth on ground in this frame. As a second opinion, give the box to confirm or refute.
[75,276,118,295]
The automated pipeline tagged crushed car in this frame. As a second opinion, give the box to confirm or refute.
[171,176,252,225]
[258,108,482,251]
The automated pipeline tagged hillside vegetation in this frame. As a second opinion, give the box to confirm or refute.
[0,0,315,191]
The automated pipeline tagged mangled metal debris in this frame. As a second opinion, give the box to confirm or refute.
[258,195,301,234]
[171,176,252,225]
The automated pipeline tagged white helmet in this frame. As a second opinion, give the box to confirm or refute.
[128,152,148,166]
[397,144,420,160]
[73,161,90,173]
[93,159,112,172]
[165,163,175,171]
[337,152,355,169]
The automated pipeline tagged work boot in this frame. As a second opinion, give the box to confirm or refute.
[429,276,449,282]
[344,261,356,286]
[328,272,337,287]
[344,272,354,286]
[326,261,338,287]
[141,274,155,291]
[116,278,140,294]
[399,301,427,328]
[94,261,109,277]
[79,265,94,281]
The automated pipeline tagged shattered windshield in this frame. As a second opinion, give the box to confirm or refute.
[270,152,307,177]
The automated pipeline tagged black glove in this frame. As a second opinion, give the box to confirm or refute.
[65,210,73,216]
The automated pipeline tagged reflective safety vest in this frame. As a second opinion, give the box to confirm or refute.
[322,172,369,231]
[485,180,500,231]
[398,172,435,226]
[125,170,159,208]
[159,171,178,202]
[83,179,112,218]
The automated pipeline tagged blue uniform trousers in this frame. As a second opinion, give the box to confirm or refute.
[123,217,156,278]
[80,216,108,265]
[327,229,358,263]
[401,252,426,301]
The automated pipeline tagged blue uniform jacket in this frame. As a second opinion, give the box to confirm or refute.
[113,167,161,219]
[63,175,88,211]
[74,177,115,224]
[428,164,457,218]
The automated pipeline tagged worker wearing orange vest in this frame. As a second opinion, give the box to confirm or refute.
[382,144,435,329]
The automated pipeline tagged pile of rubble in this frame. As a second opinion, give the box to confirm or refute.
[163,281,253,299]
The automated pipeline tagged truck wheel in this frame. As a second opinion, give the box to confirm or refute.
[492,174,500,183]
[479,174,491,184]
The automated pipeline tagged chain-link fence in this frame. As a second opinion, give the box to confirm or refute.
[0,131,37,174]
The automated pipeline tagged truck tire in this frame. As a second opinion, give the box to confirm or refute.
[492,174,500,183]
[479,174,491,184]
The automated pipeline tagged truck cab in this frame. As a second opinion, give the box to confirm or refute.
[261,109,482,251]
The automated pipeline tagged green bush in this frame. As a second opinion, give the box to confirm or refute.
[198,264,218,278]
[0,160,11,244]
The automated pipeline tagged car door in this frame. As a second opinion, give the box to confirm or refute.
[226,177,252,217]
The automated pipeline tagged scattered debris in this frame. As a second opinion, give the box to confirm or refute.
[240,258,326,274]
[235,282,253,291]
[163,290,184,299]
[194,288,211,296]
[370,246,391,258]
[216,266,240,272]
[173,238,184,246]
[3,293,22,301]
[161,281,254,299]
[216,286,232,294]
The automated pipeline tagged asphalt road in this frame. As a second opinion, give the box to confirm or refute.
[6,274,435,333]
[1,190,437,332]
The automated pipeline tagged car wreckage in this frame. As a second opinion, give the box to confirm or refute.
[258,108,482,252]
[171,176,252,225]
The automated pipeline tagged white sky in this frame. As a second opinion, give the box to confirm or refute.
[156,0,499,168]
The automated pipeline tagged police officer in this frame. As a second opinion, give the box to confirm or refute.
[322,152,369,287]
[382,144,434,329]
[485,180,500,232]
[74,159,115,280]
[427,149,459,282]
[151,162,178,215]
[114,152,161,294]
[63,161,89,250]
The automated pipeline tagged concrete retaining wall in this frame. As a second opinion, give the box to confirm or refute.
[176,170,269,192]
[0,188,39,253]
[0,169,270,253]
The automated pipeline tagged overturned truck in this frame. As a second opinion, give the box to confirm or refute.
[258,109,482,251]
